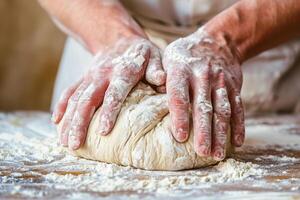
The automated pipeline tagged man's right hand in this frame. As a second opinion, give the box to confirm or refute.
[52,37,165,150]
[38,0,166,150]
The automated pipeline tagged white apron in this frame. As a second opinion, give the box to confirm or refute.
[52,0,300,115]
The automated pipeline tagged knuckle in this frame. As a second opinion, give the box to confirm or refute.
[196,99,212,114]
[78,87,99,105]
[63,115,73,121]
[233,96,244,116]
[195,131,211,147]
[212,65,224,76]
[63,106,77,121]
[217,104,231,117]
[233,103,244,115]
[68,96,79,105]
[107,78,131,95]
[176,119,189,126]
[109,100,122,111]
[217,131,228,141]
[234,94,242,105]
[103,98,122,115]
[168,68,189,80]
[63,110,74,121]
[69,125,82,135]
[214,121,228,137]
[192,67,207,78]
[171,112,189,123]
[77,98,96,105]
[215,88,231,117]
[199,125,211,135]
[199,72,210,81]
[112,45,148,74]
[169,96,189,107]
[164,42,175,56]
[79,97,97,106]
[104,92,123,110]
[69,88,85,102]
[168,82,189,100]
[163,39,191,64]
[213,115,228,133]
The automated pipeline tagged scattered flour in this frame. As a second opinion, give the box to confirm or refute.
[257,155,299,162]
[42,158,265,193]
[0,112,268,198]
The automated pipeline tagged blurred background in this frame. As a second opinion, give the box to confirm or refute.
[1,0,300,115]
[0,0,65,111]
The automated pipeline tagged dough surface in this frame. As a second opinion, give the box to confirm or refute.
[70,83,232,171]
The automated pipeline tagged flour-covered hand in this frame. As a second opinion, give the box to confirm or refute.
[52,37,166,150]
[163,28,244,160]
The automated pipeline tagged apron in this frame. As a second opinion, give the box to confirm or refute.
[51,0,300,115]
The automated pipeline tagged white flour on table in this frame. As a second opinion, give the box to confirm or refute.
[0,112,267,198]
[0,112,300,199]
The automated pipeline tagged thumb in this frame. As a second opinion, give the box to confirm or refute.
[145,46,166,86]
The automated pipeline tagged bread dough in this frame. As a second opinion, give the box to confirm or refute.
[69,83,232,171]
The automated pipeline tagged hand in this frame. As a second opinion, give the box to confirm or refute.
[163,28,245,160]
[52,37,166,150]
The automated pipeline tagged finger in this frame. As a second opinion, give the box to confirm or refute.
[68,81,109,150]
[192,67,212,156]
[98,44,150,135]
[145,46,166,86]
[230,91,245,147]
[97,77,136,135]
[167,67,190,142]
[52,79,82,124]
[211,72,231,160]
[58,81,90,147]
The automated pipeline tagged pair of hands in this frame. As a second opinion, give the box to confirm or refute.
[53,28,245,161]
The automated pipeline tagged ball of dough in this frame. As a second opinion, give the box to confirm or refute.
[68,83,232,171]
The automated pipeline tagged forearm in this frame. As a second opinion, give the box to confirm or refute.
[38,0,146,54]
[204,0,300,62]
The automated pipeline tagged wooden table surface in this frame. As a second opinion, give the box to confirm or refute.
[0,112,300,200]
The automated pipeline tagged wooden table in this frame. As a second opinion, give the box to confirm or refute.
[0,112,300,199]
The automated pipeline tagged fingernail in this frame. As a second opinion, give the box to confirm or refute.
[213,150,225,161]
[196,145,211,157]
[155,71,166,85]
[98,123,110,135]
[98,130,106,136]
[51,112,58,123]
[175,128,188,142]
[234,134,244,147]
[98,117,111,136]
[99,126,110,136]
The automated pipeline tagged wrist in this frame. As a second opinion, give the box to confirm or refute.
[203,0,300,63]
[78,1,147,54]
[92,32,147,56]
[89,22,147,54]
[202,0,260,63]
